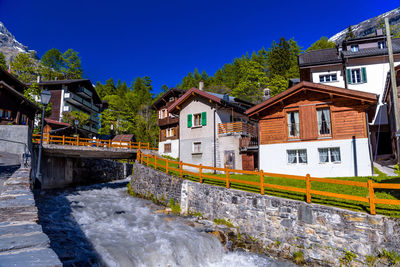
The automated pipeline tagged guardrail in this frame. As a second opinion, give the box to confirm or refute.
[137,150,400,215]
[33,134,157,150]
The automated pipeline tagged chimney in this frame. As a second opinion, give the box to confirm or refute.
[263,88,271,101]
[199,81,204,91]
[376,28,383,36]
[36,76,41,83]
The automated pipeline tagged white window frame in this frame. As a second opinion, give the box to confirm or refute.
[287,149,307,164]
[166,127,174,137]
[192,141,202,154]
[193,113,202,127]
[378,41,385,49]
[287,111,300,138]
[351,45,359,52]
[351,69,362,84]
[318,147,341,163]
[319,73,337,83]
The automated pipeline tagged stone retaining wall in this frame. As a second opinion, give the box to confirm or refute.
[0,167,61,266]
[132,162,400,266]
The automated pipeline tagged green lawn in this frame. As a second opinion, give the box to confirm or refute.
[139,156,400,217]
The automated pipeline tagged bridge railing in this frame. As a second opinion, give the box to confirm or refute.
[32,133,156,150]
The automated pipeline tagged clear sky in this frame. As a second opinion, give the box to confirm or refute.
[0,1,398,94]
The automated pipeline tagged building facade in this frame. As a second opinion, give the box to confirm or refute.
[246,82,377,177]
[168,88,257,171]
[0,68,39,129]
[36,79,102,135]
[298,34,400,158]
[152,88,184,159]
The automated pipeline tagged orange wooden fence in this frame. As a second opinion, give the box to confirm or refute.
[32,134,156,150]
[137,150,400,215]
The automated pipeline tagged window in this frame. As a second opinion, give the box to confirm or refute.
[347,68,367,84]
[378,41,385,49]
[319,74,337,83]
[188,112,207,128]
[351,69,361,83]
[20,114,27,125]
[193,113,201,126]
[192,142,202,154]
[351,45,359,52]
[317,108,331,135]
[287,149,307,164]
[0,109,12,120]
[287,111,299,137]
[319,147,341,163]
[166,127,174,137]
[164,143,171,153]
[169,97,174,102]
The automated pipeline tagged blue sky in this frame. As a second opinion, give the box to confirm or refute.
[0,1,398,94]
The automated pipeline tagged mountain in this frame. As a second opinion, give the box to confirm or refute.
[0,21,32,63]
[329,7,400,43]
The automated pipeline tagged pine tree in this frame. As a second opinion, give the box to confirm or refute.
[41,48,64,72]
[0,52,6,70]
[306,37,336,51]
[10,53,38,83]
[62,49,83,79]
[345,25,355,40]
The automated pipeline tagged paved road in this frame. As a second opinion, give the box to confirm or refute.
[0,152,20,194]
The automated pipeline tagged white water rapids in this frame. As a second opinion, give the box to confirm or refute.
[36,180,295,267]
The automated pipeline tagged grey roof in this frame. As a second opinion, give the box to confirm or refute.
[298,48,341,67]
[342,38,400,58]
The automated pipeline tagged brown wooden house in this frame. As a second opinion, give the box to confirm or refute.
[0,68,40,128]
[246,81,377,177]
[152,88,184,158]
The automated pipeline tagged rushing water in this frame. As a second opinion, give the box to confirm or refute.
[36,179,295,267]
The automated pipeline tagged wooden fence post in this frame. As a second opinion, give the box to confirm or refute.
[120,140,122,148]
[166,159,169,174]
[154,154,157,170]
[260,170,264,195]
[368,180,376,215]
[139,142,141,150]
[47,133,50,144]
[179,161,183,178]
[225,165,230,189]
[129,141,132,149]
[306,174,311,203]
[199,164,203,183]
[97,139,99,147]
[147,154,150,166]
[140,151,144,164]
[109,139,111,148]
[77,136,80,146]
[62,135,65,145]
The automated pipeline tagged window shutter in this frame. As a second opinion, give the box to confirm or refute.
[201,112,207,126]
[346,69,352,84]
[361,67,367,83]
[187,114,192,128]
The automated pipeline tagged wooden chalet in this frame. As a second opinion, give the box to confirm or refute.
[152,88,185,158]
[246,81,377,177]
[0,68,40,128]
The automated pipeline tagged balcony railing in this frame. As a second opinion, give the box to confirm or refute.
[64,91,99,113]
[158,116,179,127]
[218,122,257,137]
[239,136,258,151]
[76,87,93,98]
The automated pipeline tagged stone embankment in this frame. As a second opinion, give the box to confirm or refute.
[0,167,61,266]
[131,162,400,266]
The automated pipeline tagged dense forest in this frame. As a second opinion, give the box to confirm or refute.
[0,35,339,143]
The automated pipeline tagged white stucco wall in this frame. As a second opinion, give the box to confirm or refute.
[311,65,345,88]
[159,139,179,159]
[218,135,242,170]
[259,138,372,177]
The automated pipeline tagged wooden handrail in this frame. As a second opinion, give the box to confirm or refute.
[136,150,400,215]
[32,134,157,151]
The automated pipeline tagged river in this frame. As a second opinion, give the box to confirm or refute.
[35,179,295,267]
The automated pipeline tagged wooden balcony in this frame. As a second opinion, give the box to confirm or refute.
[218,122,257,137]
[158,116,179,127]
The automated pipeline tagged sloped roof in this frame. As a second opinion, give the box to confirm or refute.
[112,134,134,142]
[0,81,40,111]
[0,67,27,93]
[246,81,377,117]
[298,48,342,67]
[168,87,253,114]
[151,88,185,109]
[45,118,70,127]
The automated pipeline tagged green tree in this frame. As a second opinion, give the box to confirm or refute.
[62,49,83,79]
[10,53,38,83]
[41,48,64,72]
[161,84,169,92]
[306,37,336,51]
[62,111,90,127]
[0,52,6,70]
[345,25,355,40]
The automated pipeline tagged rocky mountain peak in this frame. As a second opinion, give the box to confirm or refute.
[0,21,30,62]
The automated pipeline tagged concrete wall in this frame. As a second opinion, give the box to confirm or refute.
[0,125,32,165]
[259,138,372,177]
[159,139,179,159]
[32,147,133,189]
[131,163,400,266]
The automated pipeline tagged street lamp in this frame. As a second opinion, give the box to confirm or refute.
[35,89,51,189]
[74,119,79,136]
